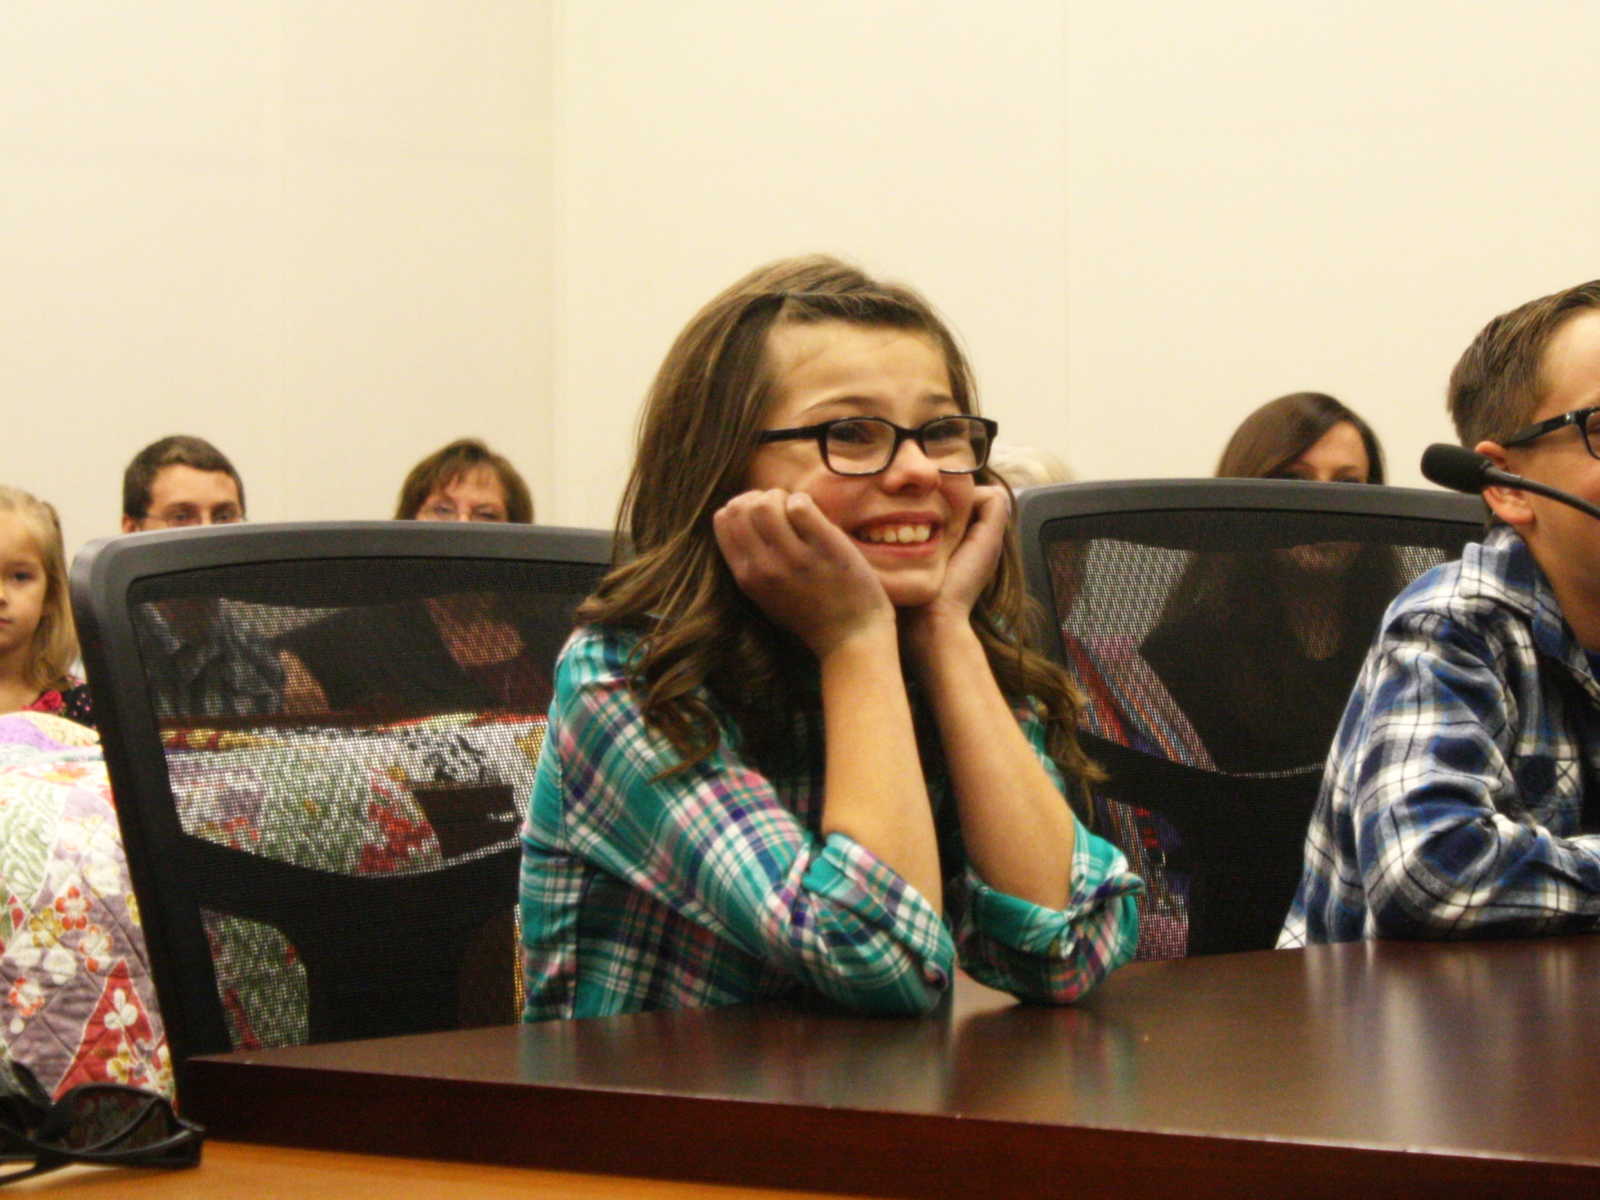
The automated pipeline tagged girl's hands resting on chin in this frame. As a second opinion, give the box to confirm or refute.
[901,484,1010,660]
[714,489,896,660]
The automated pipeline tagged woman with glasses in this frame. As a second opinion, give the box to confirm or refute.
[396,437,534,523]
[520,255,1140,1022]
[276,439,550,716]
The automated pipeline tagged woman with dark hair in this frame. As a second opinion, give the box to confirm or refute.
[1139,393,1401,773]
[520,255,1141,1021]
[1216,392,1384,486]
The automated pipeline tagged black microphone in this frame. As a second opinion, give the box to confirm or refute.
[1420,442,1600,522]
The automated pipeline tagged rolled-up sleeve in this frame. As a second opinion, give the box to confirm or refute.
[952,710,1142,1003]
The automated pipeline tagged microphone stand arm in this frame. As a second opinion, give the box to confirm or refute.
[1482,466,1600,523]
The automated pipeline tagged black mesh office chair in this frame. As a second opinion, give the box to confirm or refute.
[1018,480,1483,958]
[71,522,611,1087]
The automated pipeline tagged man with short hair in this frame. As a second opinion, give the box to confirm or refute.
[121,435,245,532]
[1281,280,1600,945]
[119,435,281,718]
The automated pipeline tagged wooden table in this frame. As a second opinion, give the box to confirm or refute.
[6,1141,872,1197]
[162,937,1600,1197]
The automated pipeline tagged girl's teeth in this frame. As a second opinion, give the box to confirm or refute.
[865,525,930,544]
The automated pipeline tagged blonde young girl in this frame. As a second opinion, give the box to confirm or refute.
[0,487,93,729]
[519,256,1140,1021]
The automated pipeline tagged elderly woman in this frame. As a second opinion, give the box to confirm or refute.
[396,438,534,524]
[277,439,552,716]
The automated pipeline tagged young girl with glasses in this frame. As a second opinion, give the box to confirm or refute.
[0,486,94,730]
[520,255,1140,1021]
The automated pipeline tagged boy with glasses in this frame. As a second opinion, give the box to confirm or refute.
[1281,280,1600,945]
[118,435,281,717]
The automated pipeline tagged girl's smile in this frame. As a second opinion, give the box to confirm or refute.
[745,320,975,608]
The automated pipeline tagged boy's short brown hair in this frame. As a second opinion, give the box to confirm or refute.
[1449,281,1600,449]
[123,435,245,521]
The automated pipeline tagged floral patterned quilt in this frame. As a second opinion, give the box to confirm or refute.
[0,709,547,1101]
[163,712,546,1052]
[0,713,170,1099]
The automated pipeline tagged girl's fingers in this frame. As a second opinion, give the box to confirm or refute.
[922,484,1009,615]
[958,486,1010,562]
[712,505,749,570]
[717,488,876,590]
[722,490,842,565]
[783,492,862,562]
[714,488,892,652]
[716,491,809,586]
[742,490,807,555]
[968,484,1010,533]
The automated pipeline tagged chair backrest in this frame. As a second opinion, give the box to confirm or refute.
[72,521,612,1086]
[1017,479,1484,958]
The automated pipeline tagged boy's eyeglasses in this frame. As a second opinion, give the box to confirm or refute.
[1500,406,1600,459]
[0,1060,203,1186]
[756,415,998,477]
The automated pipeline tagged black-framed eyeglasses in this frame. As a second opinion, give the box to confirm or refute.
[756,415,998,477]
[1501,406,1600,459]
[0,1060,203,1186]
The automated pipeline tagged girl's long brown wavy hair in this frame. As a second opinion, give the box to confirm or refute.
[579,255,1099,796]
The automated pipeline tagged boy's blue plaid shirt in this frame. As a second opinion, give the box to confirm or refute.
[1282,524,1600,946]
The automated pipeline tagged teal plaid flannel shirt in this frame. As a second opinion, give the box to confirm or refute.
[521,625,1142,1021]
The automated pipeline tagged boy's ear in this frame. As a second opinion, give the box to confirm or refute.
[1474,440,1535,528]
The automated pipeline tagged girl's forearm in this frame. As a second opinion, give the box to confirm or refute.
[913,617,1075,909]
[817,625,944,915]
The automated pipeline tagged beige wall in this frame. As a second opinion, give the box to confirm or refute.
[5,2,556,555]
[9,1,1600,558]
[547,0,1070,526]
[1063,2,1600,485]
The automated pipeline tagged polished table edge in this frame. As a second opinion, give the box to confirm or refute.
[4,1140,884,1198]
[182,938,1600,1200]
[175,1076,1600,1200]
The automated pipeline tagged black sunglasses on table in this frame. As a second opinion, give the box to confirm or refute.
[756,415,998,477]
[0,1059,203,1186]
